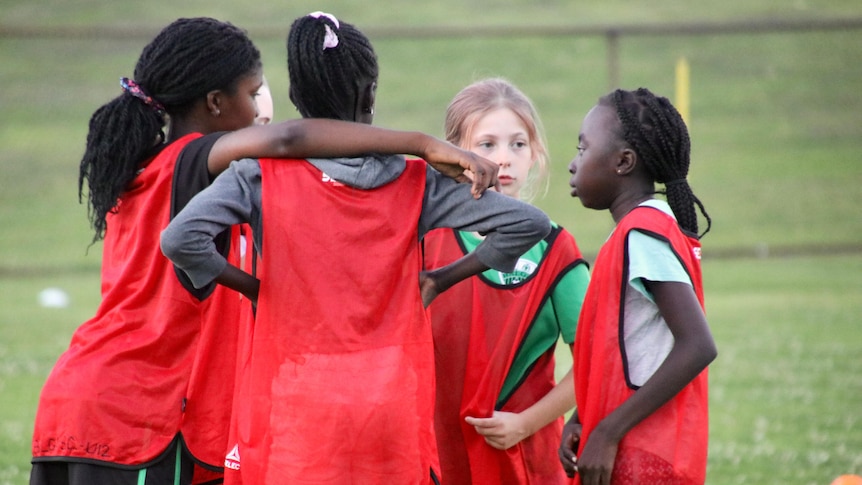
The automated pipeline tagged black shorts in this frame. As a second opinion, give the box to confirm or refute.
[30,437,196,485]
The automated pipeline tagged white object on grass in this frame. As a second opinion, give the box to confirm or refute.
[38,287,70,308]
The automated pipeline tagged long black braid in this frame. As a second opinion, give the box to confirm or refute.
[287,13,378,120]
[78,17,260,242]
[603,88,712,238]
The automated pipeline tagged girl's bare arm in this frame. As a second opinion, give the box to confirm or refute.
[208,119,499,198]
[576,281,716,482]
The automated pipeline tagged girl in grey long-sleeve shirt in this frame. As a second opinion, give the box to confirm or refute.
[161,12,551,482]
[161,151,550,483]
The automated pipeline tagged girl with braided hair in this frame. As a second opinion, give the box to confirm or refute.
[161,12,551,484]
[559,88,717,484]
[31,16,498,485]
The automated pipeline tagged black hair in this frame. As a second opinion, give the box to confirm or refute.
[78,17,261,242]
[286,14,378,120]
[603,88,712,238]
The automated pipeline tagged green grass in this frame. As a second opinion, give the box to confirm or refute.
[5,257,860,484]
[704,255,862,483]
[1,1,861,483]
[0,273,102,484]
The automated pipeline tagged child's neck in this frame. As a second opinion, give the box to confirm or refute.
[611,193,654,223]
[166,114,212,143]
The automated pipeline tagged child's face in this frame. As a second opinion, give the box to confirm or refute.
[466,107,535,199]
[568,104,623,210]
[255,82,274,125]
[216,69,264,132]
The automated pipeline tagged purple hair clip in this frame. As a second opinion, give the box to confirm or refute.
[120,77,165,112]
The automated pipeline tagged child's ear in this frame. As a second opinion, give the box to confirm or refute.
[615,147,637,175]
[360,80,376,115]
[206,90,223,117]
[353,80,377,123]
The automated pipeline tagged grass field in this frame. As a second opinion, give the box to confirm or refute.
[1,1,861,484]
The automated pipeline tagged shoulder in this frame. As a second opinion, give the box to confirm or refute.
[544,223,583,252]
[619,201,678,236]
[231,157,262,174]
[176,132,226,175]
[550,223,577,245]
[209,158,261,194]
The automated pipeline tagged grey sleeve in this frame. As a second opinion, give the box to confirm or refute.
[419,166,552,273]
[160,158,262,289]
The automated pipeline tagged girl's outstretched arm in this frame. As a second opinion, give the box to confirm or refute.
[576,281,716,484]
[208,119,499,198]
[465,367,575,450]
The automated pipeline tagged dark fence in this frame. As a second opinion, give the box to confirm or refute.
[4,17,862,89]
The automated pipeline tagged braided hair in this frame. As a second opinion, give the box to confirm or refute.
[78,17,261,242]
[287,13,378,121]
[602,88,711,238]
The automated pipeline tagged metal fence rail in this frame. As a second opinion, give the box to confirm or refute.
[4,17,862,39]
[4,17,862,89]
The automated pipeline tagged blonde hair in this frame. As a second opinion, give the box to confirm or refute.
[444,78,550,201]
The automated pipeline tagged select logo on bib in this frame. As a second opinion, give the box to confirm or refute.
[225,444,241,470]
[321,172,345,187]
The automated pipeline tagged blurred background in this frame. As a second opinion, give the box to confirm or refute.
[1,1,860,483]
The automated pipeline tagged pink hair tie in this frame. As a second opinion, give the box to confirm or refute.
[308,11,339,50]
[120,77,165,113]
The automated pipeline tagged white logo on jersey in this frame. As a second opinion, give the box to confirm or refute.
[225,444,241,470]
[498,258,537,285]
[321,172,345,187]
[692,247,702,260]
[513,258,538,275]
